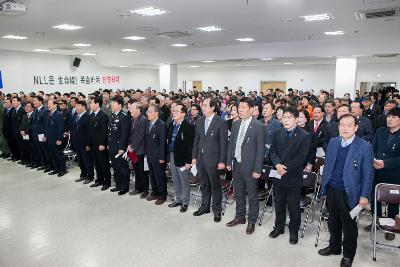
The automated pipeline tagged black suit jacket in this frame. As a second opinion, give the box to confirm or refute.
[129,114,148,155]
[11,106,25,138]
[2,108,14,137]
[167,120,195,167]
[307,119,327,148]
[145,118,167,163]
[270,127,311,187]
[323,122,339,152]
[356,116,373,142]
[72,112,90,149]
[89,110,109,148]
[19,112,34,136]
[373,113,387,133]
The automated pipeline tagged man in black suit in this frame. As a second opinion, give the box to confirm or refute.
[88,96,111,190]
[324,99,338,124]
[145,104,167,205]
[226,97,265,234]
[72,101,94,183]
[3,98,17,161]
[128,100,149,198]
[192,97,228,222]
[307,105,327,149]
[108,96,131,195]
[167,101,195,212]
[363,96,381,123]
[269,107,311,244]
[373,100,397,132]
[351,101,373,142]
[11,97,25,161]
[323,104,351,152]
[44,99,66,177]
[31,96,50,170]
[19,101,35,166]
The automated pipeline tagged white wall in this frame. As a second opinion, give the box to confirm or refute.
[178,63,400,94]
[0,50,158,94]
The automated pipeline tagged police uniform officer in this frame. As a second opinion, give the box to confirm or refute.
[108,96,131,195]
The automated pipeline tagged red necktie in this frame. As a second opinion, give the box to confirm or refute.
[314,122,319,133]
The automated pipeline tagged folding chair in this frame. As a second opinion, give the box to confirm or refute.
[314,196,329,247]
[300,171,318,238]
[221,175,232,216]
[189,173,201,207]
[63,133,76,170]
[373,183,400,261]
[165,165,176,200]
[258,165,274,226]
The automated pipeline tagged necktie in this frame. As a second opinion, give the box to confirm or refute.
[314,122,319,133]
[286,130,292,139]
[204,118,210,134]
[234,121,247,162]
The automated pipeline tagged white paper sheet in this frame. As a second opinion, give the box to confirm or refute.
[191,165,198,176]
[350,204,363,219]
[379,218,395,227]
[316,147,325,158]
[22,135,29,140]
[38,134,45,142]
[179,166,186,172]
[144,157,149,171]
[269,169,281,179]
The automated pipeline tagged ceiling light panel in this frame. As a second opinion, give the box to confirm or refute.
[52,24,83,31]
[324,31,345,36]
[196,26,223,32]
[171,43,188,47]
[73,43,92,47]
[130,6,169,16]
[2,35,27,40]
[236,38,254,42]
[123,36,146,41]
[301,13,332,22]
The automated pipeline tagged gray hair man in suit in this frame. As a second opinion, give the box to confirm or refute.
[226,97,265,235]
[192,97,228,222]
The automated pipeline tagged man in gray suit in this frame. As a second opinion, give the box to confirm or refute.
[192,97,228,222]
[226,97,265,235]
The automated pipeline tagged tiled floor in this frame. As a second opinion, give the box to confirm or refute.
[0,158,398,267]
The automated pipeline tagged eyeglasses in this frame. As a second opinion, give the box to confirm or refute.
[282,115,294,120]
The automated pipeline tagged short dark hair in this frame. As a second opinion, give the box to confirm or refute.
[76,100,87,107]
[59,99,68,105]
[283,106,299,118]
[34,95,44,103]
[385,100,398,106]
[337,104,350,112]
[313,104,325,113]
[339,114,358,126]
[325,99,335,107]
[103,89,111,94]
[263,101,276,110]
[111,96,124,106]
[12,96,22,102]
[92,96,103,107]
[148,103,161,114]
[387,107,400,117]
[205,97,220,114]
[240,97,255,108]
[301,96,310,102]
[25,101,33,108]
[175,100,188,114]
[70,97,77,102]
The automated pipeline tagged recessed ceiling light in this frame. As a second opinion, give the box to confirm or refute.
[73,43,92,47]
[236,38,254,42]
[123,36,146,41]
[171,43,188,47]
[118,65,129,68]
[129,6,169,16]
[324,31,345,36]
[283,62,294,65]
[301,13,332,22]
[196,26,223,32]
[52,24,83,31]
[82,53,96,56]
[2,35,28,40]
[121,49,137,52]
[33,49,50,52]
[260,58,273,61]
[189,65,200,68]
[376,74,381,78]
[201,60,216,63]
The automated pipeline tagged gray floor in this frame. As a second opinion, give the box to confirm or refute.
[0,159,398,267]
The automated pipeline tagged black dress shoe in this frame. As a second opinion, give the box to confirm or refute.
[340,257,354,267]
[43,168,52,173]
[289,233,298,245]
[269,228,284,238]
[90,182,102,188]
[129,190,141,196]
[83,179,93,184]
[214,213,222,223]
[168,202,182,208]
[49,170,58,175]
[118,190,128,196]
[180,205,188,213]
[37,166,46,171]
[75,177,86,182]
[193,209,210,216]
[57,172,66,177]
[101,185,110,191]
[318,246,341,256]
[110,188,119,192]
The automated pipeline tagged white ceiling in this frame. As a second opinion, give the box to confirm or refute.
[1,0,400,67]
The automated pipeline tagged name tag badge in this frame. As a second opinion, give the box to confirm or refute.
[153,134,156,139]
[210,131,214,136]
[246,137,250,143]
[265,144,271,149]
[181,133,184,140]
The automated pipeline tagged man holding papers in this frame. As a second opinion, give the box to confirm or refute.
[318,114,374,267]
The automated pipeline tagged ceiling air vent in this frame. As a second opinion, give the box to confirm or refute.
[156,31,191,38]
[354,7,400,20]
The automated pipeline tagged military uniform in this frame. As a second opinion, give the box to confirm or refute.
[108,110,131,193]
